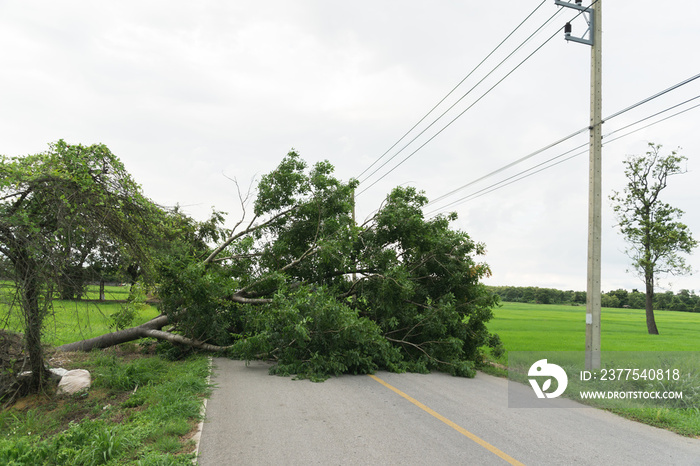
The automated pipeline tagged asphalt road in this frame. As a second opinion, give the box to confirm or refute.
[197,359,700,465]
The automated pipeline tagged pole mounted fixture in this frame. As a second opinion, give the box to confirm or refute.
[555,0,594,46]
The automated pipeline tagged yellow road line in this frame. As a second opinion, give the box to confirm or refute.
[368,374,525,466]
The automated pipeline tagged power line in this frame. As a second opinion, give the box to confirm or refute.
[429,99,700,215]
[357,11,563,188]
[604,73,700,121]
[355,0,551,182]
[603,94,700,139]
[425,94,700,216]
[356,26,563,197]
[424,72,700,210]
[426,127,588,207]
[356,0,550,182]
[430,148,587,214]
[425,142,587,216]
[357,2,600,195]
[603,98,700,144]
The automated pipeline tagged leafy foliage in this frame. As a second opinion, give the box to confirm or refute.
[157,150,502,379]
[109,282,148,330]
[231,286,403,381]
[610,143,698,333]
[352,187,499,376]
[490,286,587,305]
[491,286,700,313]
[0,140,167,389]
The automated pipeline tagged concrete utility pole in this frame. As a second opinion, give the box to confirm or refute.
[555,0,602,369]
[352,188,357,283]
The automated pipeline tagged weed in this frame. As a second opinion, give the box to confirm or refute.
[136,451,195,465]
[91,354,167,392]
[90,426,123,464]
[161,418,192,437]
[154,435,181,454]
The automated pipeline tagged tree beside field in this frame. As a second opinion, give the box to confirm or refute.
[0,141,164,390]
[610,143,698,334]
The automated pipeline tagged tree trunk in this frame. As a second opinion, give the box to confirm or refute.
[55,314,232,353]
[645,273,659,335]
[99,279,106,301]
[55,315,170,352]
[17,254,49,391]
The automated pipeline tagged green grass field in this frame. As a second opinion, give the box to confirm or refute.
[486,301,700,437]
[41,299,160,346]
[1,283,159,346]
[488,302,700,352]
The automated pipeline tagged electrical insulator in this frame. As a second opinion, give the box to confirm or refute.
[555,0,594,46]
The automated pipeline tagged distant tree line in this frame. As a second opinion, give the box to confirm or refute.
[489,286,700,313]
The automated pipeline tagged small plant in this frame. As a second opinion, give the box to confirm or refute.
[109,282,148,330]
[109,303,137,331]
[90,427,123,464]
[161,418,192,437]
[154,435,181,453]
[92,353,166,391]
[136,452,194,465]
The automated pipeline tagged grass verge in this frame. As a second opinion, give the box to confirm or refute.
[2,283,214,463]
[0,344,211,465]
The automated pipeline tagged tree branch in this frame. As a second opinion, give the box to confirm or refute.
[141,329,233,352]
[384,336,455,367]
[229,295,273,305]
[54,313,237,352]
[212,252,264,263]
[0,190,29,202]
[233,242,321,298]
[203,205,297,265]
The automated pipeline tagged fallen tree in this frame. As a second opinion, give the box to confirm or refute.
[55,315,170,352]
[54,151,502,380]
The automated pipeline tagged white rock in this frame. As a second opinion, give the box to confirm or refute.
[50,368,69,377]
[56,369,91,395]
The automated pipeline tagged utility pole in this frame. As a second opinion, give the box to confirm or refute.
[352,188,357,283]
[555,0,602,369]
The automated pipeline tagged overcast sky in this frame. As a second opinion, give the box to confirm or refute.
[2,1,699,293]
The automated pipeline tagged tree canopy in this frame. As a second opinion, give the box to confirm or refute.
[152,151,501,379]
[610,143,698,334]
[0,140,165,389]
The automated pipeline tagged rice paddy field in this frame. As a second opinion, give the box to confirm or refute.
[486,301,700,437]
[488,301,700,352]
